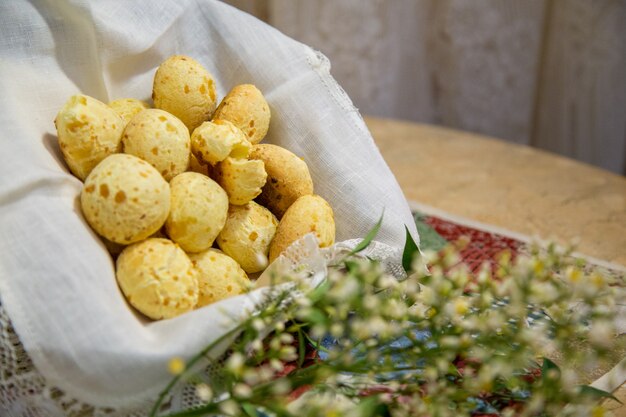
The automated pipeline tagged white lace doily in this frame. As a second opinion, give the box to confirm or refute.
[0,238,404,416]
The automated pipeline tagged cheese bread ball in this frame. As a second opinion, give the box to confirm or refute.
[217,202,278,273]
[190,248,249,307]
[213,84,270,145]
[269,195,335,262]
[108,98,150,126]
[191,119,251,166]
[122,109,190,181]
[55,94,124,180]
[81,154,170,245]
[152,55,217,132]
[250,144,314,218]
[214,157,267,205]
[116,238,198,320]
[166,172,229,253]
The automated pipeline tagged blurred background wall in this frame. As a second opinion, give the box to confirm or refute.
[224,0,626,175]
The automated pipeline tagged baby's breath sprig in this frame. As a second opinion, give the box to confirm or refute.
[150,227,623,417]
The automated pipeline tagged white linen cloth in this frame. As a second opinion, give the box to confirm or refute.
[0,0,417,408]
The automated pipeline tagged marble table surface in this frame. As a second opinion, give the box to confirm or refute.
[365,116,626,266]
[365,115,626,414]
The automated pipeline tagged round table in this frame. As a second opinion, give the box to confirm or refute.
[366,116,626,266]
[365,116,626,414]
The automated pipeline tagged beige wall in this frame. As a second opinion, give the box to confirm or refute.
[225,0,626,175]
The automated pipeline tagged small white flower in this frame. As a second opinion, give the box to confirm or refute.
[565,265,582,284]
[279,333,294,344]
[479,291,494,308]
[225,352,245,376]
[526,394,545,414]
[366,350,379,362]
[383,298,408,319]
[270,358,284,372]
[436,358,450,374]
[378,275,398,289]
[310,324,327,339]
[444,297,470,319]
[380,392,393,403]
[560,368,578,394]
[440,336,459,349]
[279,345,298,362]
[350,319,369,339]
[449,267,469,288]
[233,383,252,399]
[477,266,491,285]
[365,338,378,347]
[589,321,614,349]
[368,317,388,335]
[251,318,265,332]
[250,338,263,352]
[460,316,479,331]
[434,279,453,297]
[442,249,461,268]
[363,294,380,310]
[218,400,240,415]
[195,383,213,402]
[270,337,282,351]
[502,409,516,417]
[401,278,421,297]
[411,256,429,276]
[477,365,495,390]
[589,272,606,289]
[330,322,344,337]
[295,297,312,307]
[258,365,275,381]
[530,282,559,304]
[243,369,260,385]
[453,297,470,315]
[330,276,360,300]
[417,285,436,305]
[422,249,439,264]
[424,366,438,382]
[271,378,292,395]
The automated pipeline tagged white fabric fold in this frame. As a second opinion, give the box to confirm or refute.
[0,0,417,407]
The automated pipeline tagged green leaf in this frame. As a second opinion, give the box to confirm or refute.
[541,357,560,381]
[242,403,260,417]
[297,329,306,368]
[541,357,559,373]
[356,397,390,417]
[578,385,622,403]
[345,260,360,274]
[302,331,330,353]
[303,308,327,325]
[402,225,420,273]
[349,212,384,255]
[308,278,330,304]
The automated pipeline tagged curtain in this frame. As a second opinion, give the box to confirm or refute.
[225,0,626,175]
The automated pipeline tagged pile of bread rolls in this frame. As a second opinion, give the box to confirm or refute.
[54,55,335,320]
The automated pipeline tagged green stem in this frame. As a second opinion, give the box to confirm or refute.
[148,322,247,417]
[150,287,298,416]
[302,331,330,353]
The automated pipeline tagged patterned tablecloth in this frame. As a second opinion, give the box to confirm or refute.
[410,203,626,415]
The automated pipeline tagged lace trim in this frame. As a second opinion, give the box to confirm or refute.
[0,239,403,414]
